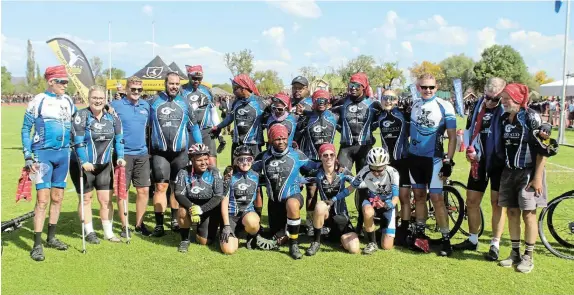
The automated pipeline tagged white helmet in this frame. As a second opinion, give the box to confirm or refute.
[366,147,390,167]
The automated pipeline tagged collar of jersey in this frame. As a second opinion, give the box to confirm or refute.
[44,91,57,97]
[271,146,289,157]
[121,97,145,106]
[421,95,437,103]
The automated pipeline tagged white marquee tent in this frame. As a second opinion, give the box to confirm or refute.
[539,78,574,97]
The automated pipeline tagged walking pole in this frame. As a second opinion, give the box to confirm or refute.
[124,194,130,244]
[79,165,87,254]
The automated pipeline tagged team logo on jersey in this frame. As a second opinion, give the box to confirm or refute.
[313,125,327,133]
[237,183,251,190]
[191,186,206,194]
[269,160,287,167]
[59,105,71,122]
[93,122,105,130]
[237,109,249,116]
[143,67,163,79]
[382,120,395,128]
[74,116,81,125]
[416,109,435,128]
[33,134,40,143]
[348,105,364,113]
[483,113,492,121]
[188,94,200,102]
[505,124,515,133]
[161,107,177,115]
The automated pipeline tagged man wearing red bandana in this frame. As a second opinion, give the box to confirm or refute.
[21,65,77,261]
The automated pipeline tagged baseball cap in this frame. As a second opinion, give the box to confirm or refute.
[291,76,309,86]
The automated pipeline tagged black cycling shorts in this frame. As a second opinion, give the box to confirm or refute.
[231,143,262,162]
[69,160,113,194]
[325,214,354,242]
[337,144,371,173]
[267,194,304,235]
[228,211,257,235]
[390,158,411,188]
[191,129,217,157]
[124,155,151,189]
[466,159,504,193]
[197,205,222,240]
[151,150,188,183]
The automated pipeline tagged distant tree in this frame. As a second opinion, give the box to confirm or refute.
[534,70,555,86]
[213,83,233,94]
[102,68,126,80]
[253,70,284,96]
[409,61,445,86]
[370,62,405,89]
[337,55,376,83]
[26,39,36,86]
[439,54,475,92]
[224,49,254,77]
[473,45,532,93]
[299,66,320,84]
[1,66,15,94]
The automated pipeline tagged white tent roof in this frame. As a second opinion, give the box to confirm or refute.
[539,78,574,97]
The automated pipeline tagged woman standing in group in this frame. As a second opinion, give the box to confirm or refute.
[174,144,224,253]
[70,85,126,244]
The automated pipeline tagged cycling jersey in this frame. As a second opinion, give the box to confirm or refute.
[109,97,150,156]
[373,108,409,161]
[293,97,313,112]
[71,109,124,165]
[149,92,202,152]
[351,166,399,201]
[21,91,77,159]
[217,94,267,145]
[299,110,338,161]
[224,170,259,216]
[408,96,456,158]
[501,108,542,169]
[336,96,381,145]
[314,168,354,216]
[181,84,216,129]
[174,167,224,213]
[265,113,298,146]
[252,147,321,202]
[464,98,505,172]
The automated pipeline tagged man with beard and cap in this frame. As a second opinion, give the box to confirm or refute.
[252,124,321,259]
[295,89,339,236]
[211,74,269,218]
[181,65,226,167]
[331,72,382,236]
[264,92,298,148]
[148,72,203,237]
[497,83,557,273]
[291,76,313,113]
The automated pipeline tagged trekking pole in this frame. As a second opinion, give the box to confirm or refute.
[79,165,87,254]
[124,197,130,244]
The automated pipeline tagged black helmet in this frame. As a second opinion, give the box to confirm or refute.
[233,145,253,158]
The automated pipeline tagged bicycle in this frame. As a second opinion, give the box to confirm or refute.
[538,190,574,260]
[446,179,485,238]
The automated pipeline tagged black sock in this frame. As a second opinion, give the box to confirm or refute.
[400,220,410,231]
[415,222,425,236]
[287,218,301,243]
[179,228,190,241]
[366,231,376,244]
[511,239,521,255]
[255,207,262,218]
[313,227,322,243]
[34,232,43,247]
[155,212,164,227]
[525,242,534,257]
[47,224,57,240]
[170,208,178,221]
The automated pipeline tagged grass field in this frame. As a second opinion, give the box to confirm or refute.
[2,105,574,295]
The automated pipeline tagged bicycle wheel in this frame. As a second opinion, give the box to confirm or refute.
[426,186,465,243]
[538,192,574,260]
[547,192,574,248]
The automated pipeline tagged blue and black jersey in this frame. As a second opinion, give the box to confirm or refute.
[224,170,259,216]
[409,96,456,158]
[174,167,224,213]
[501,108,542,169]
[217,94,267,145]
[372,108,409,161]
[299,110,338,161]
[335,96,382,145]
[181,84,216,129]
[71,108,124,165]
[265,113,298,147]
[314,168,354,216]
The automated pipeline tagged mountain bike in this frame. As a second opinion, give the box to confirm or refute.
[538,190,574,260]
[446,179,485,238]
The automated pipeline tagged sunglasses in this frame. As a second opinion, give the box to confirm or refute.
[348,82,362,89]
[321,153,336,159]
[191,77,202,81]
[53,79,69,85]
[90,96,105,101]
[382,95,398,101]
[272,106,287,112]
[419,85,436,90]
[369,166,385,173]
[130,88,143,93]
[236,156,253,164]
[485,95,501,102]
[315,98,329,105]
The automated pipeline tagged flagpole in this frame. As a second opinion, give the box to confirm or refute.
[108,21,112,101]
[558,0,570,145]
[152,21,155,57]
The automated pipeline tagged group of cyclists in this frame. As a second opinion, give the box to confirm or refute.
[21,63,557,274]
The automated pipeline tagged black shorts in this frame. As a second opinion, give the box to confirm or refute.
[466,159,503,193]
[390,158,411,188]
[124,155,151,189]
[151,150,188,183]
[191,129,217,157]
[69,160,113,194]
[229,211,255,235]
[197,205,222,240]
[407,154,443,193]
[231,143,262,162]
[337,144,372,173]
[325,214,354,242]
[267,194,304,235]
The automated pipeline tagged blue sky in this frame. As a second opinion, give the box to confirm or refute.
[2,0,573,86]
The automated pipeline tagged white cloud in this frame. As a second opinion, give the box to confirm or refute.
[352,47,360,54]
[142,5,153,17]
[262,26,291,61]
[496,18,519,30]
[509,30,566,53]
[477,27,496,56]
[401,41,413,54]
[413,15,469,46]
[371,10,403,40]
[292,22,301,32]
[268,0,322,19]
[317,36,350,55]
[253,59,289,71]
[1,34,26,72]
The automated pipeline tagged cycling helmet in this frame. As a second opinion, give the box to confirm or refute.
[366,147,390,167]
[188,143,210,157]
[233,145,254,158]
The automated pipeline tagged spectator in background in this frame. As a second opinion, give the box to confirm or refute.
[548,96,559,127]
[568,98,574,128]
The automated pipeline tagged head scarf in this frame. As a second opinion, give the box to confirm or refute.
[318,143,336,156]
[44,65,67,81]
[185,65,203,77]
[503,83,529,108]
[350,73,373,97]
[268,124,288,141]
[232,74,260,96]
[273,92,291,108]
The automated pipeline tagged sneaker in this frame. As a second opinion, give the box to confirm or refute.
[30,245,45,262]
[305,242,321,256]
[362,242,378,255]
[452,239,478,251]
[306,226,314,237]
[135,224,153,237]
[170,219,180,232]
[106,236,122,243]
[499,251,522,268]
[120,227,133,239]
[46,238,68,250]
[394,227,408,247]
[516,255,534,273]
[85,232,100,245]
[246,235,257,250]
[151,225,165,237]
[178,240,191,253]
[289,242,303,260]
[439,238,453,257]
[485,245,500,261]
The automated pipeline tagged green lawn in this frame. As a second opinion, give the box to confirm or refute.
[2,105,573,295]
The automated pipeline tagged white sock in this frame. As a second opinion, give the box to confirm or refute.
[84,222,94,234]
[102,220,114,239]
[469,233,479,244]
[490,237,500,248]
